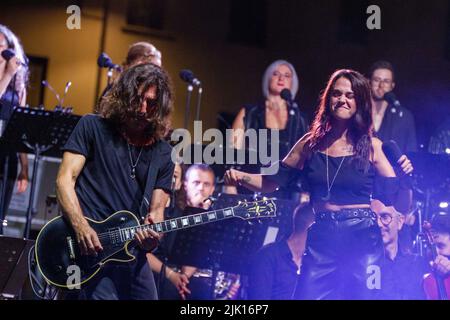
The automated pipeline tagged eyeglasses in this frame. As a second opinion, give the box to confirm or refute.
[272,71,292,79]
[377,212,394,226]
[371,77,393,87]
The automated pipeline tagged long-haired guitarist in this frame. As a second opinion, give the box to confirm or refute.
[56,63,175,299]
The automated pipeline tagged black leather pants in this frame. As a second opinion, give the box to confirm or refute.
[293,208,384,300]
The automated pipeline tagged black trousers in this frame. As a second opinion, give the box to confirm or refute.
[293,208,384,300]
[76,250,158,300]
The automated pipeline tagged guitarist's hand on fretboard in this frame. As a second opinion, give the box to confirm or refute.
[134,216,161,251]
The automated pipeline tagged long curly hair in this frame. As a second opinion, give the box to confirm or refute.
[306,69,373,171]
[97,63,173,141]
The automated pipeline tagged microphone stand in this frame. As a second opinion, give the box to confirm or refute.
[287,101,297,150]
[415,201,424,257]
[60,82,72,108]
[107,67,114,86]
[183,84,193,129]
[195,86,203,121]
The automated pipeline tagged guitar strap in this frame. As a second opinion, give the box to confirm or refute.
[138,141,162,220]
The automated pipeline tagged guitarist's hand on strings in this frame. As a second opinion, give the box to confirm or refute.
[135,216,161,251]
[76,222,103,256]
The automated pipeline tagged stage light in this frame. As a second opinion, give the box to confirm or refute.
[439,202,449,209]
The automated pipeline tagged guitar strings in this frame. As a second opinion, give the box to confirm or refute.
[68,202,269,247]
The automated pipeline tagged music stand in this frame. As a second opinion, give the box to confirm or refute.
[168,193,296,299]
[0,236,35,299]
[0,107,80,238]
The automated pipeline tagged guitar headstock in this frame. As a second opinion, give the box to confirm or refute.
[233,198,277,220]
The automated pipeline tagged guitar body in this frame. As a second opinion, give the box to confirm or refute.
[35,211,140,289]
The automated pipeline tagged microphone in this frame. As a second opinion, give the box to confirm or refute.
[60,81,72,107]
[42,80,61,106]
[97,52,121,71]
[383,91,401,108]
[1,49,27,66]
[381,140,414,211]
[280,88,298,150]
[203,196,217,207]
[280,88,293,104]
[382,140,403,167]
[382,140,413,186]
[179,69,201,86]
[280,88,298,109]
[1,49,15,61]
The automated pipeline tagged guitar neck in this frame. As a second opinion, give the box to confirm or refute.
[118,206,237,243]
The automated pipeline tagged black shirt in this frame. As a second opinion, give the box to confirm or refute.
[248,240,298,300]
[380,251,429,300]
[244,102,308,160]
[62,114,174,220]
[302,152,376,205]
[242,102,309,198]
[376,104,417,153]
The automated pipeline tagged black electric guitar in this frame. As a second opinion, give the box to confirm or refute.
[34,199,276,289]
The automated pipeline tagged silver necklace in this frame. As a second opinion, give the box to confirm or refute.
[127,143,143,179]
[322,149,347,201]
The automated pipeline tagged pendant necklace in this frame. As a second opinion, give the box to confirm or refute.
[322,149,346,201]
[127,143,143,179]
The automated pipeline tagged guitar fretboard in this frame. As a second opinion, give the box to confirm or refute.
[117,207,236,243]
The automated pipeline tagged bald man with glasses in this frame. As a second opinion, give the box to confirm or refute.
[371,199,429,299]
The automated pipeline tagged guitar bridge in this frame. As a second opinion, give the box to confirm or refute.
[67,236,76,260]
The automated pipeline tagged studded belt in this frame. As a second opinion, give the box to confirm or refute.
[315,208,376,221]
